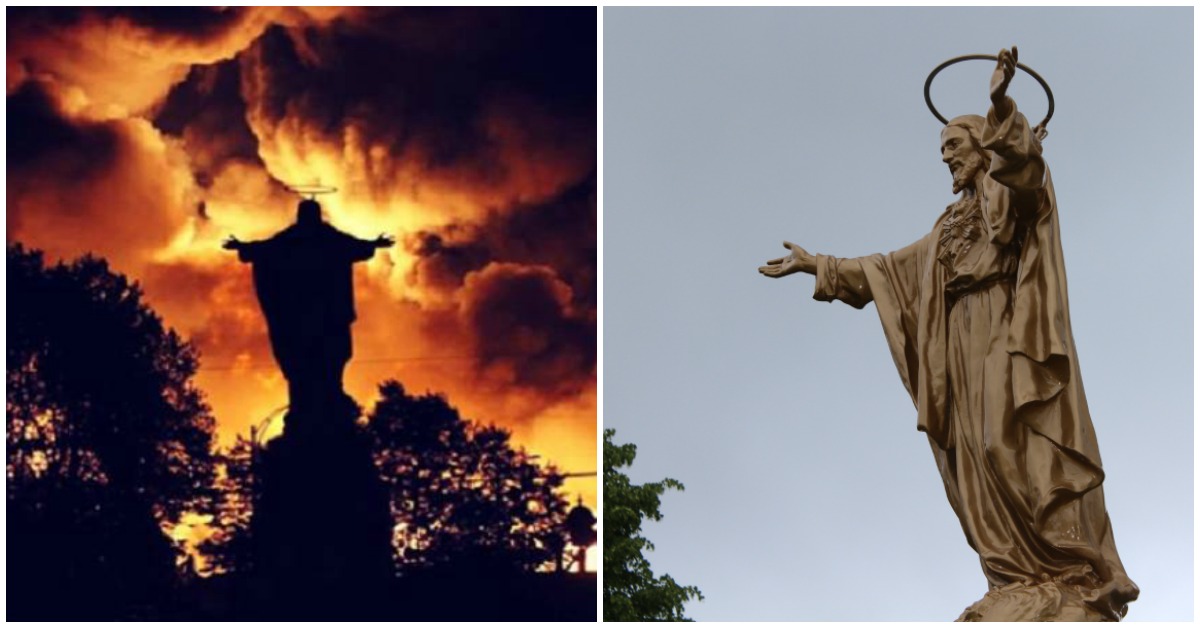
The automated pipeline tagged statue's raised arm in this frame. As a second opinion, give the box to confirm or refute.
[990,46,1017,118]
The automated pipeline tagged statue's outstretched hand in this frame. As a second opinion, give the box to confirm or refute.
[374,233,396,248]
[990,46,1017,115]
[758,241,815,278]
[222,235,242,251]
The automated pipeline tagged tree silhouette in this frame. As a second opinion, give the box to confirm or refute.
[7,244,218,619]
[603,428,703,621]
[198,435,256,576]
[367,380,569,574]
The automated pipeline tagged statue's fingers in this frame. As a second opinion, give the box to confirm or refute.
[783,240,801,251]
[1012,45,1018,64]
[765,257,784,265]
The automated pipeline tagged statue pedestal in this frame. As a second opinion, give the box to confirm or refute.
[248,406,393,615]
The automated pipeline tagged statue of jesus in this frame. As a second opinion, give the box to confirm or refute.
[758,47,1138,621]
[224,198,393,432]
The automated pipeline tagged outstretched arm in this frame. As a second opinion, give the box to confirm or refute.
[758,241,816,278]
[758,241,873,308]
[345,232,395,262]
[223,235,263,263]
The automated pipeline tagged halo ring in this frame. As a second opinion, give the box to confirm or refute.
[285,184,339,198]
[924,54,1054,130]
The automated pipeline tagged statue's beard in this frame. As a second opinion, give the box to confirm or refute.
[949,151,985,194]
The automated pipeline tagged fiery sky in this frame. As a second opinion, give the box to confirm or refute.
[7,7,597,508]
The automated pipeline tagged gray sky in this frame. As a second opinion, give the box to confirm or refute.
[603,7,1192,621]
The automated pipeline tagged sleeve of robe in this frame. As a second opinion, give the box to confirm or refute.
[335,231,378,263]
[812,234,933,407]
[236,239,269,263]
[233,239,286,336]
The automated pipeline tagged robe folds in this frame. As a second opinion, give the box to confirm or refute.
[237,222,376,387]
[812,99,1138,621]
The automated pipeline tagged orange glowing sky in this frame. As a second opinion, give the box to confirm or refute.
[7,7,597,509]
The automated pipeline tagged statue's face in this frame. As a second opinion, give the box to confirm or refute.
[941,126,984,194]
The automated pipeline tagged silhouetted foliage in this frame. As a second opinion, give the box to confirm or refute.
[367,380,569,574]
[198,436,256,575]
[603,428,703,621]
[7,244,218,618]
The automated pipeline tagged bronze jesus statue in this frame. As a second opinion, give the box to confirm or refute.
[759,48,1137,621]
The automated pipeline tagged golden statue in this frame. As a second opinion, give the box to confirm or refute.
[759,47,1138,621]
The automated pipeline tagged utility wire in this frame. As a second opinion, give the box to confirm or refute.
[197,352,592,372]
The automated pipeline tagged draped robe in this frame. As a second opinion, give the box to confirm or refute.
[811,99,1138,621]
[237,221,377,419]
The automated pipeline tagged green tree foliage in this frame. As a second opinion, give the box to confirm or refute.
[367,380,569,573]
[603,428,703,621]
[7,244,218,617]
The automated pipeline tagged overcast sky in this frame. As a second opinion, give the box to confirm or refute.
[603,7,1192,621]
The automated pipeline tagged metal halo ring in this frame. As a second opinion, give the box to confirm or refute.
[285,183,339,198]
[924,54,1054,130]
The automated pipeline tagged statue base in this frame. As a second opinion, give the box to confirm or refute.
[248,403,394,611]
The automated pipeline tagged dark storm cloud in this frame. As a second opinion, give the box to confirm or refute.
[460,263,595,399]
[154,61,264,188]
[405,177,596,401]
[407,176,596,308]
[7,81,119,173]
[6,79,191,269]
[240,7,595,185]
[6,6,253,40]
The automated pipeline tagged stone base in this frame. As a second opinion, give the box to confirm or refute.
[248,407,393,604]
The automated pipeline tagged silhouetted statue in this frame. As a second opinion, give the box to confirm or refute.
[223,199,396,612]
[224,199,393,430]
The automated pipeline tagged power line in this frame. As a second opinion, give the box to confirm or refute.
[199,354,480,372]
[245,407,595,479]
[197,352,588,372]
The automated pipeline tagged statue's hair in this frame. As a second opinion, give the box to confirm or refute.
[944,114,992,171]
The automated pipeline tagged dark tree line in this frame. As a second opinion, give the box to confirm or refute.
[8,244,218,619]
[201,384,572,578]
[8,244,580,619]
[370,381,569,574]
